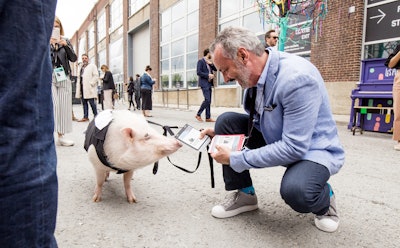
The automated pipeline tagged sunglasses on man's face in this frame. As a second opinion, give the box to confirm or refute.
[271,36,278,39]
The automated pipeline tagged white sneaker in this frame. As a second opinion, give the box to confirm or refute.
[211,191,258,218]
[58,137,74,146]
[314,195,339,232]
[394,143,400,151]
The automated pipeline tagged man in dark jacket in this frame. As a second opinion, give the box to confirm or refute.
[195,48,217,122]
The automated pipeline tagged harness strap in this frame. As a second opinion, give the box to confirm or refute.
[148,120,215,188]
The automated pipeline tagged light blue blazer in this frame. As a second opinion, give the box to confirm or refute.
[230,49,345,175]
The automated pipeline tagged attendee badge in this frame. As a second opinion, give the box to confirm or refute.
[54,67,67,82]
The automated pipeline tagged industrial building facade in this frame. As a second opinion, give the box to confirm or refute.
[70,0,400,114]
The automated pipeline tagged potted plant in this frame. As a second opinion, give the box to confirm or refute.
[161,75,169,89]
[188,75,198,88]
[173,73,182,88]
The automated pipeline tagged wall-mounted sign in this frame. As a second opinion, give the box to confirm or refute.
[365,0,400,42]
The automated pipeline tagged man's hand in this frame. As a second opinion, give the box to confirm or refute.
[210,145,231,165]
[199,128,215,139]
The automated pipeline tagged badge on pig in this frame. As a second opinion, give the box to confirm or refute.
[84,110,182,203]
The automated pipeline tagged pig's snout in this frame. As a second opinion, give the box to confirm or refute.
[161,138,182,155]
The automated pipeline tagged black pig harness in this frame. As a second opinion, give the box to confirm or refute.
[84,116,128,174]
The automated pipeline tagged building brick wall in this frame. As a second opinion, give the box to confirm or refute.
[312,1,364,82]
[198,0,218,57]
[149,0,160,88]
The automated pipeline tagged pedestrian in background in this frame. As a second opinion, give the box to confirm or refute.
[127,76,136,110]
[0,0,59,246]
[385,44,400,150]
[201,27,345,233]
[264,29,278,48]
[140,65,156,117]
[50,16,77,146]
[134,74,142,110]
[100,64,115,110]
[195,48,217,122]
[76,54,99,122]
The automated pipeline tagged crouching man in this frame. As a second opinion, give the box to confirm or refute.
[200,27,345,233]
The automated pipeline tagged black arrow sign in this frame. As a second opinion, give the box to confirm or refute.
[365,1,400,42]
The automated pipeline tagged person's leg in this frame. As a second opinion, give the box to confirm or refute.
[103,89,113,110]
[215,112,266,190]
[280,160,330,214]
[205,87,212,119]
[88,98,98,117]
[135,94,141,110]
[211,112,266,219]
[51,79,60,134]
[53,78,74,146]
[280,160,339,232]
[196,87,210,118]
[82,98,89,119]
[0,1,58,246]
[392,84,400,149]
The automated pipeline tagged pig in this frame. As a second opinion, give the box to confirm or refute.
[84,109,182,203]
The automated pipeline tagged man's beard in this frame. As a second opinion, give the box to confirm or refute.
[234,59,251,88]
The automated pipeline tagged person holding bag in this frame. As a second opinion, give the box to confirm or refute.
[100,64,115,110]
[385,44,400,150]
[50,16,77,146]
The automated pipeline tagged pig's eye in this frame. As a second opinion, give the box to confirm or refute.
[144,133,151,140]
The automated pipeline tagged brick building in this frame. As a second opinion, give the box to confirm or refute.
[70,0,400,115]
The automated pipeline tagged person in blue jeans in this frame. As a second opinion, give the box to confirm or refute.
[195,48,217,122]
[0,0,59,247]
[201,27,345,233]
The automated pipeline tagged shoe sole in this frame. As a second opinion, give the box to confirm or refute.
[57,142,74,147]
[314,218,339,233]
[211,204,258,219]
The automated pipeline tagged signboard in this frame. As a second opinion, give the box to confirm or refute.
[284,21,311,54]
[367,0,388,5]
[365,1,400,42]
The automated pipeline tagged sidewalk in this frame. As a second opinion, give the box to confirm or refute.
[54,102,399,248]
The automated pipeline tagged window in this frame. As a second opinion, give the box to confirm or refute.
[217,0,263,86]
[88,25,95,49]
[364,41,400,60]
[110,0,123,33]
[109,38,124,84]
[129,0,149,16]
[98,49,106,70]
[78,36,86,60]
[220,0,240,19]
[97,11,106,41]
[159,0,199,89]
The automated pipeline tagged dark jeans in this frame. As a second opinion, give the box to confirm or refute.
[135,93,141,110]
[128,93,135,109]
[82,98,98,118]
[0,0,58,247]
[215,112,331,215]
[197,87,212,119]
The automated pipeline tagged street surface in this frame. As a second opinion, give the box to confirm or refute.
[54,102,400,248]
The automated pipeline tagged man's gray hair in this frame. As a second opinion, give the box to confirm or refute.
[209,27,265,59]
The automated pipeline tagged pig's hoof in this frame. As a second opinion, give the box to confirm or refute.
[127,197,137,204]
[93,195,102,202]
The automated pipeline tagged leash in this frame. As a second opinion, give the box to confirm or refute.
[147,120,215,188]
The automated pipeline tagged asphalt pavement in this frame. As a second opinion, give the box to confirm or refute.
[54,101,400,248]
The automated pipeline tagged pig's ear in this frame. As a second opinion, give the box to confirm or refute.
[121,128,135,141]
